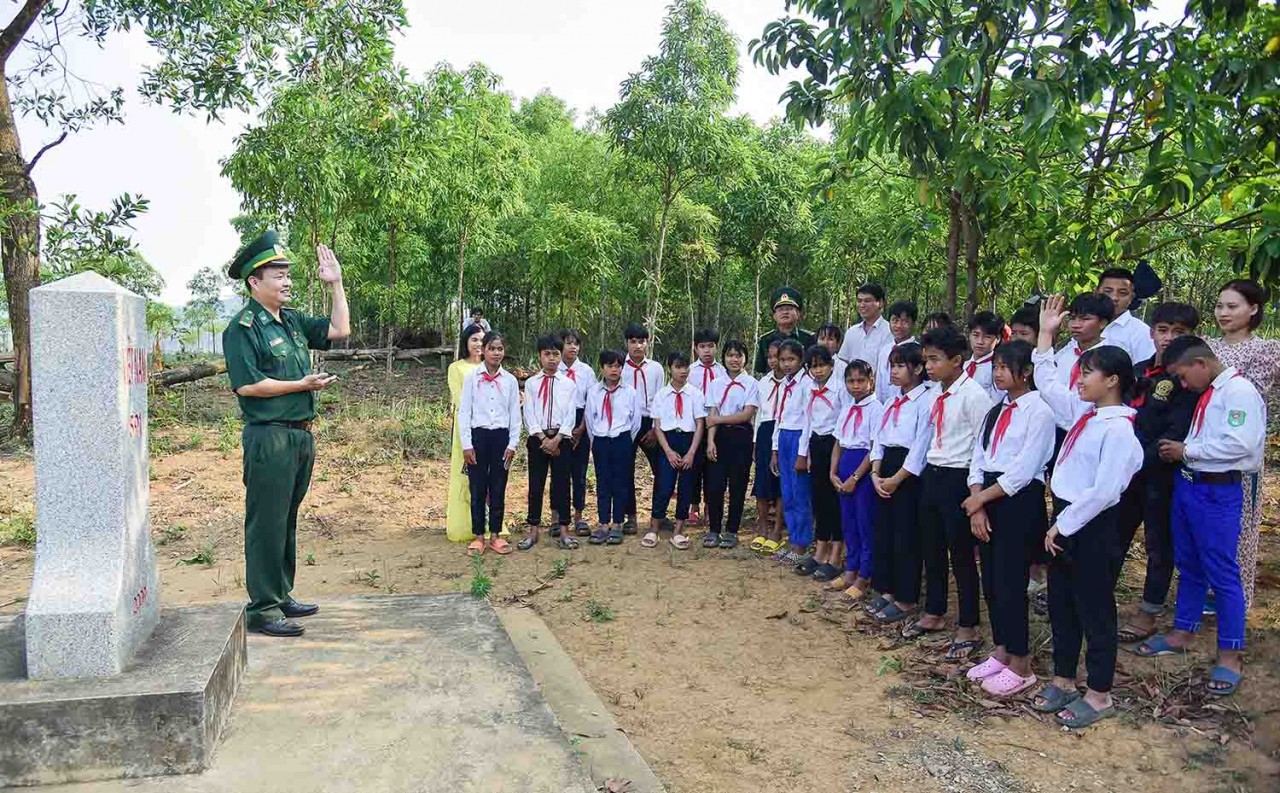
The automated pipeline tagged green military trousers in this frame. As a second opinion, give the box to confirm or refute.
[242,424,315,626]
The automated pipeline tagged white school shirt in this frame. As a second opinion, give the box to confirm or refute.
[522,371,576,438]
[584,381,642,440]
[798,376,842,457]
[690,359,728,397]
[829,357,847,388]
[875,336,916,402]
[904,373,993,475]
[708,371,761,418]
[1101,310,1156,364]
[624,357,665,417]
[964,353,1006,404]
[966,391,1056,496]
[458,366,521,452]
[838,315,893,366]
[871,383,931,462]
[836,394,884,450]
[558,359,595,410]
[756,372,786,425]
[1183,367,1266,473]
[652,384,707,433]
[1031,340,1115,430]
[771,370,814,445]
[1049,405,1143,536]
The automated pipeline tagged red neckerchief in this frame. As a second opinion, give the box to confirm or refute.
[808,385,834,416]
[929,391,953,449]
[602,385,618,428]
[627,358,649,405]
[480,369,503,393]
[536,374,554,426]
[990,401,1017,455]
[778,376,798,419]
[719,376,745,410]
[673,388,685,419]
[1192,373,1243,437]
[1058,409,1095,461]
[698,363,716,393]
[842,402,865,437]
[1069,346,1085,389]
[766,376,783,416]
[966,354,992,379]
[881,392,910,430]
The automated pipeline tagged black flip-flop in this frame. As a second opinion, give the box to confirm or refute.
[575,522,593,538]
[588,528,611,545]
[607,529,624,545]
[622,518,638,535]
[1056,697,1115,728]
[558,535,580,550]
[793,557,820,577]
[944,639,984,661]
[812,563,841,582]
[1031,683,1081,713]
[864,595,891,616]
[703,532,721,548]
[517,535,538,551]
[901,618,946,639]
[718,533,739,549]
[874,602,912,624]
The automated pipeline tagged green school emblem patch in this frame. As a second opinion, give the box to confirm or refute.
[1228,410,1246,427]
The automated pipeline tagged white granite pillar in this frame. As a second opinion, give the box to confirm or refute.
[24,272,160,679]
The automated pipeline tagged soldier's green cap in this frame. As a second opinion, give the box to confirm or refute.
[771,286,803,312]
[228,230,292,281]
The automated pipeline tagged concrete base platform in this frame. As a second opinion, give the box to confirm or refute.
[25,595,599,793]
[0,604,247,788]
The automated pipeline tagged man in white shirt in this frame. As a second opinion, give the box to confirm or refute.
[838,282,893,367]
[1098,268,1156,363]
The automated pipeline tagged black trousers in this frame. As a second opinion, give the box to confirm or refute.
[467,427,510,536]
[527,434,570,527]
[653,431,700,520]
[810,433,841,542]
[873,447,920,597]
[1115,465,1177,613]
[592,434,631,525]
[706,423,752,534]
[627,416,662,517]
[1048,497,1120,692]
[568,408,590,513]
[919,464,981,626]
[978,475,1047,656]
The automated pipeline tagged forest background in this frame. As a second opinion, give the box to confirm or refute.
[1,0,1278,433]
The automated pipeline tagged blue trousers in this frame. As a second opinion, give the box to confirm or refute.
[592,434,631,525]
[1172,474,1246,650]
[776,428,812,548]
[838,448,876,577]
[653,431,700,520]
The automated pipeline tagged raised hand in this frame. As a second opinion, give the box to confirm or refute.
[1039,294,1068,338]
[316,244,343,284]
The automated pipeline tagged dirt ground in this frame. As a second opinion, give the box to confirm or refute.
[2,366,1278,793]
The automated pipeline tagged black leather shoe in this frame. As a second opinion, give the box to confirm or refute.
[253,619,305,637]
[281,600,320,618]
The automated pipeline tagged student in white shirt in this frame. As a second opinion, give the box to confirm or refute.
[1033,346,1143,728]
[1098,267,1157,363]
[965,311,1006,403]
[796,346,844,581]
[875,301,918,402]
[458,331,521,556]
[959,341,1056,697]
[557,328,595,536]
[752,339,787,553]
[1135,336,1265,698]
[585,350,642,546]
[704,340,760,549]
[1007,305,1039,345]
[688,328,727,526]
[622,323,665,532]
[829,359,883,600]
[867,342,930,625]
[816,322,847,384]
[770,339,813,561]
[646,351,707,550]
[520,334,578,551]
[1031,292,1116,470]
[901,327,994,658]
[838,282,893,366]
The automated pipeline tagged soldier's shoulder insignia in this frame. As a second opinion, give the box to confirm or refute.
[1228,410,1246,427]
[257,311,271,325]
[238,311,254,328]
[1153,379,1174,400]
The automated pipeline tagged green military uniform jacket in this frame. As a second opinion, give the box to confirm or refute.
[754,327,816,375]
[222,298,333,422]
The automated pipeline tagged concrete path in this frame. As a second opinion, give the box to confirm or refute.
[26,595,597,793]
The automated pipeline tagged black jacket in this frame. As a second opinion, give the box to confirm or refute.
[1130,357,1199,471]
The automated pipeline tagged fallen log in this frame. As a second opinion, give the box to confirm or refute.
[320,347,453,362]
[150,360,226,387]
[0,370,12,394]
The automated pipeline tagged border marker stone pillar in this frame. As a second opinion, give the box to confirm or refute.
[24,271,160,679]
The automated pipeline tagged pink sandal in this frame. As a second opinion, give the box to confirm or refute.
[981,667,1038,697]
[966,656,1007,682]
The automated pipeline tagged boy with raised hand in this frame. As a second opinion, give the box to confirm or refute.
[1134,336,1264,698]
[875,300,918,402]
[1032,293,1117,448]
[1098,267,1156,363]
[622,323,666,534]
[1115,303,1200,643]
[520,334,577,551]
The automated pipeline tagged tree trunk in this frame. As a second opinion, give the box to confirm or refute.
[961,202,980,321]
[648,193,673,342]
[385,222,398,380]
[944,190,962,316]
[150,359,227,387]
[454,221,470,346]
[753,265,762,347]
[0,64,39,435]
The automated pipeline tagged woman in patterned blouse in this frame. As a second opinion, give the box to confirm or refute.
[1207,279,1278,610]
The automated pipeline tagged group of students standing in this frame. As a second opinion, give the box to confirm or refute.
[444,273,1276,729]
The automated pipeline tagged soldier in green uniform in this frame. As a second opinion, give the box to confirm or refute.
[222,231,350,637]
[754,286,817,374]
